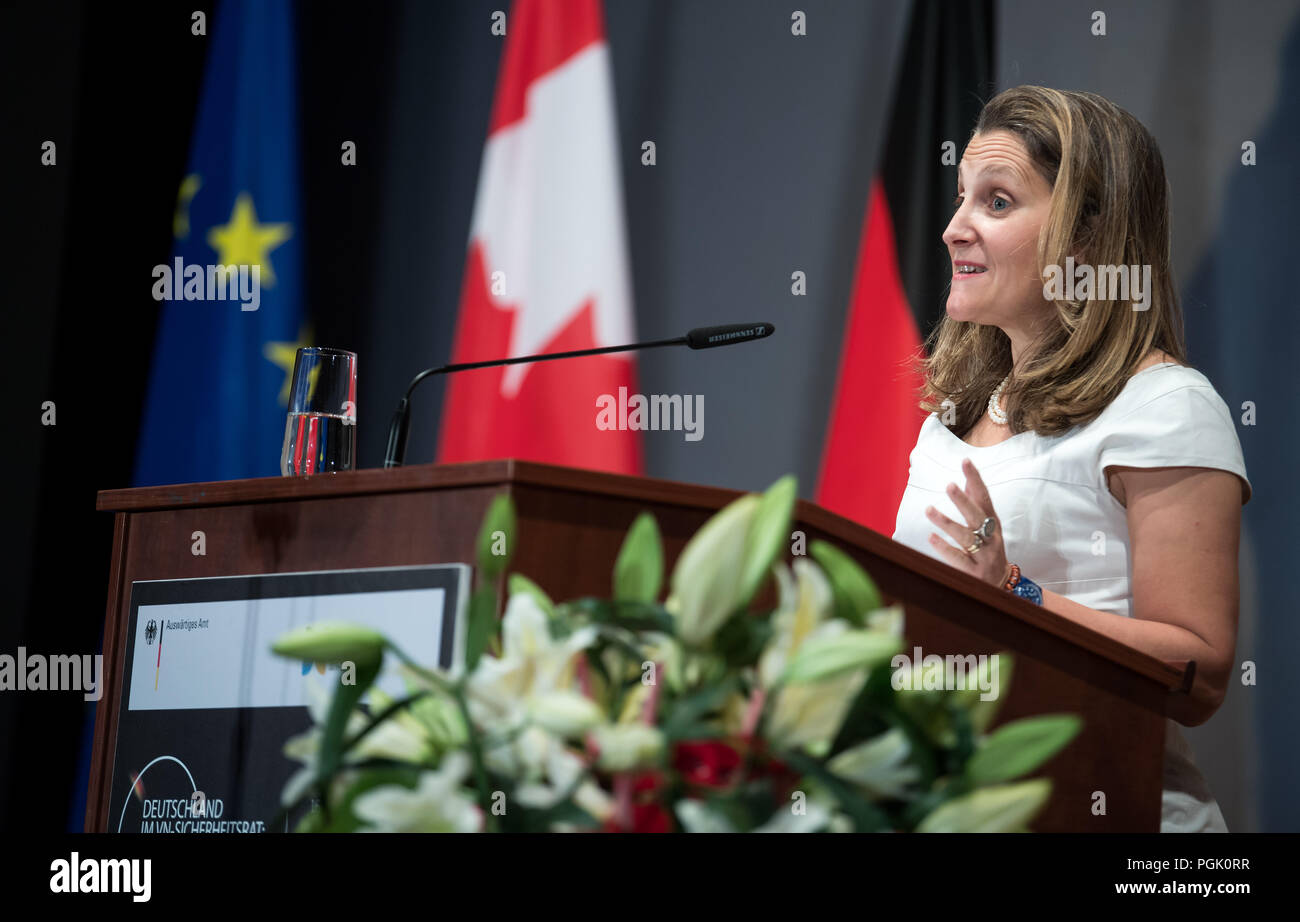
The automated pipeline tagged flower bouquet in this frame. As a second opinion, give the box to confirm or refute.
[271,476,1080,832]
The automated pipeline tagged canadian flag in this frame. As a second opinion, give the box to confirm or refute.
[437,0,642,474]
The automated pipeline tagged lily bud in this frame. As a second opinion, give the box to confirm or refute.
[915,778,1053,833]
[591,724,664,772]
[529,691,605,738]
[272,622,385,667]
[668,494,759,645]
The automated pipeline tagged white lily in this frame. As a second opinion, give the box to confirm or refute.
[528,690,606,737]
[571,781,616,826]
[759,560,864,753]
[352,752,481,833]
[758,559,834,689]
[464,592,598,735]
[675,800,737,833]
[462,593,605,808]
[764,662,866,754]
[508,728,588,808]
[498,733,616,819]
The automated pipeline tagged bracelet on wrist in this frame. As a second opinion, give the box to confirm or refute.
[1002,563,1043,606]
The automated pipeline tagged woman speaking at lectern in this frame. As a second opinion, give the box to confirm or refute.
[891,86,1250,833]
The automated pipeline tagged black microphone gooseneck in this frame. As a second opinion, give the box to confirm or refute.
[383,322,774,468]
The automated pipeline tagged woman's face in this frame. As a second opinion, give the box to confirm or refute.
[942,130,1055,337]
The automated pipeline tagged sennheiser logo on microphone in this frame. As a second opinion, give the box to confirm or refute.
[685,323,773,348]
[595,387,703,441]
[707,327,762,344]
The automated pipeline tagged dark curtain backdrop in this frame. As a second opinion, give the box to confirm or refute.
[2,0,1296,832]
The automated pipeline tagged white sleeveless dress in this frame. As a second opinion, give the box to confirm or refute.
[891,363,1251,832]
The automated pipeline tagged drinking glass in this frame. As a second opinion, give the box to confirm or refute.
[281,347,357,475]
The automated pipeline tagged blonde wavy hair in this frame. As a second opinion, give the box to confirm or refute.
[916,85,1188,437]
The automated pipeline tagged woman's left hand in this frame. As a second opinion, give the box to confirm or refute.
[924,458,1012,588]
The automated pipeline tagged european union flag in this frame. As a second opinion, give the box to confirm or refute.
[133,0,306,486]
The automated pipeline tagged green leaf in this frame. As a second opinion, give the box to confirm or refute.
[964,714,1083,786]
[780,630,902,684]
[451,684,497,828]
[325,766,425,833]
[897,774,972,830]
[613,512,664,603]
[737,475,798,608]
[881,705,941,795]
[827,664,893,755]
[895,688,972,752]
[826,728,921,800]
[523,795,603,833]
[893,658,970,748]
[317,656,382,779]
[780,750,892,832]
[835,666,941,802]
[660,676,737,741]
[700,782,779,831]
[944,702,976,775]
[563,597,675,633]
[464,585,499,672]
[915,778,1053,833]
[271,622,386,667]
[711,610,774,670]
[809,541,883,627]
[292,808,325,833]
[508,573,555,618]
[477,493,516,579]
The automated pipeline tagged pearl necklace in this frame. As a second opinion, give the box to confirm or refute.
[987,373,1011,425]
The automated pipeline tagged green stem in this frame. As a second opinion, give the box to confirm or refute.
[386,642,457,692]
[452,685,498,833]
[340,691,430,755]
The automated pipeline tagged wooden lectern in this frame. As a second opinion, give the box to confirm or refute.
[89,460,1190,832]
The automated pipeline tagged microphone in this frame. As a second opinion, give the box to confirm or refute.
[382,321,775,468]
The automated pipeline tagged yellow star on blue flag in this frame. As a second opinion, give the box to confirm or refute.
[133,0,305,487]
[208,192,292,285]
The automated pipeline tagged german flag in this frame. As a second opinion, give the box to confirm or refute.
[816,0,995,533]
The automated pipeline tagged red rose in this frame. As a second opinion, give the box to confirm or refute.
[601,771,673,833]
[627,801,672,833]
[673,740,743,789]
